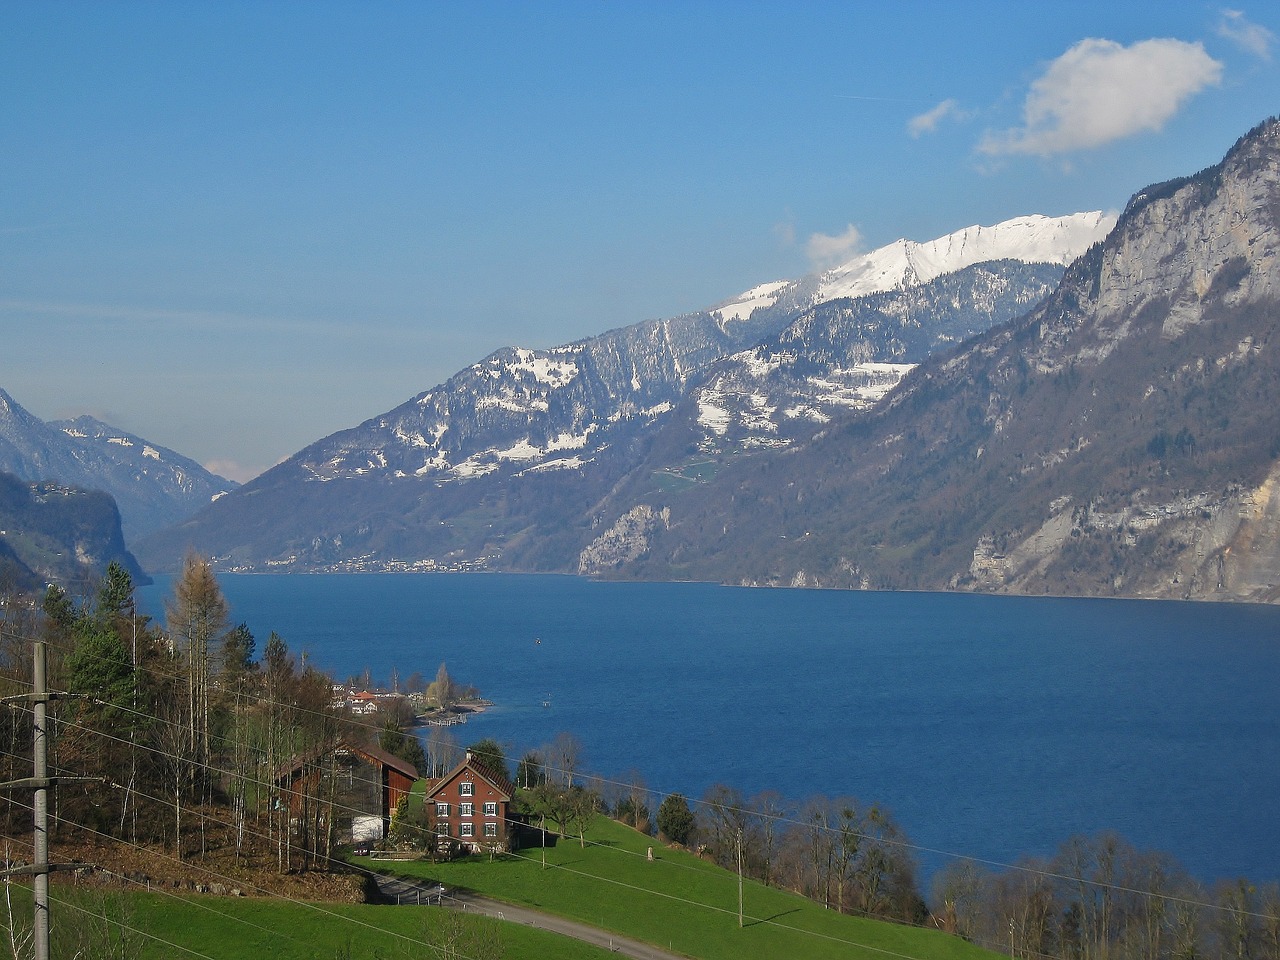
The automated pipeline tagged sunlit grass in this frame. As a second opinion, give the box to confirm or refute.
[364,816,1004,960]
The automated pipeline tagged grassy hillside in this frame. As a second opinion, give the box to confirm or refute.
[6,884,614,960]
[362,816,1004,960]
[3,818,1006,960]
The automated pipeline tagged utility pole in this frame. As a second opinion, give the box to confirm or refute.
[32,639,49,960]
[1,640,96,960]
[737,828,744,929]
[0,640,54,960]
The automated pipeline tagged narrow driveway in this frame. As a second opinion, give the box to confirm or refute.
[372,874,687,960]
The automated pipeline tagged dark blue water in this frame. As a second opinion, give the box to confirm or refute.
[138,573,1280,886]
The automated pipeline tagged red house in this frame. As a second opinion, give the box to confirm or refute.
[424,751,516,853]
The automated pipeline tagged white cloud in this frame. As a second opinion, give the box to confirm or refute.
[806,224,863,269]
[1218,9,1274,60]
[908,99,964,137]
[979,38,1223,157]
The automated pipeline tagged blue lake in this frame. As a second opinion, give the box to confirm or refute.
[138,573,1280,887]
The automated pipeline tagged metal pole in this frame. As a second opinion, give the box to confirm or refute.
[33,640,49,960]
[737,829,743,929]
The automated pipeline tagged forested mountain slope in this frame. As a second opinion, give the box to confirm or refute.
[0,470,146,592]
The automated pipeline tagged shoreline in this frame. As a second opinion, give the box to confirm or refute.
[413,699,492,727]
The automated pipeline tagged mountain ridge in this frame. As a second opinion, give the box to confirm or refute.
[599,117,1280,601]
[135,212,1112,574]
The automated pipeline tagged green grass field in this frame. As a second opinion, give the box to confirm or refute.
[7,883,615,960]
[360,816,1005,960]
[8,816,1005,959]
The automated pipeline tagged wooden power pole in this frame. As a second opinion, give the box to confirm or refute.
[0,640,94,960]
[0,640,53,960]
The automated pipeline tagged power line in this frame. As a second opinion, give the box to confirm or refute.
[0,795,495,960]
[7,619,1279,932]
[2,721,1000,960]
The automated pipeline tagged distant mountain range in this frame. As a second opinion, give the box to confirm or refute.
[135,212,1113,575]
[0,388,236,542]
[61,119,1280,604]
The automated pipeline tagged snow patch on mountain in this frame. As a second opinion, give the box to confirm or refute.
[698,398,732,436]
[477,395,551,413]
[547,428,594,451]
[810,362,917,408]
[509,347,580,387]
[818,212,1114,303]
[712,281,790,324]
[521,456,589,475]
[609,401,674,423]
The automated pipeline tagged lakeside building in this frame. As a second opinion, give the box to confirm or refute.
[424,751,517,854]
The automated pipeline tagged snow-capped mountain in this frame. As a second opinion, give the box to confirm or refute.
[137,211,1114,573]
[680,214,1114,457]
[0,388,237,542]
[710,212,1113,323]
[687,260,1068,456]
[270,212,1115,487]
[591,119,1280,602]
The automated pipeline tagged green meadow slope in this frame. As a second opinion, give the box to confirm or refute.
[362,816,1004,960]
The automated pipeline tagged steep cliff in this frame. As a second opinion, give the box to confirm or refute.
[0,471,146,593]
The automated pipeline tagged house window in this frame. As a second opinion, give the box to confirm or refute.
[460,802,473,817]
[483,802,497,817]
[460,823,474,838]
[460,781,474,797]
[436,823,450,837]
[483,822,498,837]
[436,802,450,818]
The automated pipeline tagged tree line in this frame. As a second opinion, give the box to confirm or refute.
[0,555,386,872]
[403,730,1280,959]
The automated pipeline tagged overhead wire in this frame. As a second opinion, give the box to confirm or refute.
[2,708,1028,960]
[0,793,491,960]
[1,755,974,960]
[5,626,1268,939]
[4,618,1278,932]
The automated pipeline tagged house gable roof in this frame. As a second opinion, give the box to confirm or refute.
[425,752,514,801]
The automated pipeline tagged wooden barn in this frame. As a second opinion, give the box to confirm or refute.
[275,740,420,840]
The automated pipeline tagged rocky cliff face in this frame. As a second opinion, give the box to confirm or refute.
[961,119,1280,601]
[0,470,145,592]
[607,118,1280,602]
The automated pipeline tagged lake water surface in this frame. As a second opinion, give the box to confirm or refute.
[138,573,1280,886]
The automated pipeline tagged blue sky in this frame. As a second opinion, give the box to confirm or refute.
[2,2,1277,481]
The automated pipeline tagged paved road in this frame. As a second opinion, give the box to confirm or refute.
[372,874,687,960]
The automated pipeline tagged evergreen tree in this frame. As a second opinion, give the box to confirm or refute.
[380,717,427,775]
[657,793,695,846]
